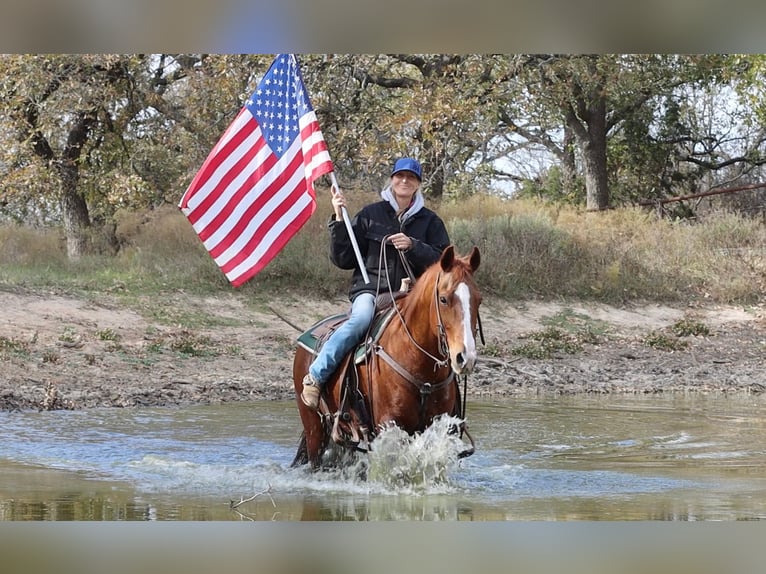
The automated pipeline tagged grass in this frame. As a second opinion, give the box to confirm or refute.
[508,307,609,359]
[540,308,611,339]
[0,335,30,360]
[511,323,603,360]
[1,194,765,308]
[671,317,711,337]
[643,331,690,352]
[0,194,760,373]
[639,315,712,352]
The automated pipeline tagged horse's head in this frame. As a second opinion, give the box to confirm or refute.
[434,245,482,375]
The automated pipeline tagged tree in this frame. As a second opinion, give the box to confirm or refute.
[0,56,135,256]
[4,53,766,244]
[495,54,745,210]
[298,54,506,199]
[0,54,264,258]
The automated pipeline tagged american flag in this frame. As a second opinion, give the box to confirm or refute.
[179,54,333,286]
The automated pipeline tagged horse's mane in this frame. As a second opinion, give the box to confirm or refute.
[401,252,475,311]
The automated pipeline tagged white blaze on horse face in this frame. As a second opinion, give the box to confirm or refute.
[454,282,477,371]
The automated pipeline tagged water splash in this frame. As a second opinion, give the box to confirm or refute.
[365,415,467,493]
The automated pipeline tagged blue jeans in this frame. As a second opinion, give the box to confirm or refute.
[309,292,376,385]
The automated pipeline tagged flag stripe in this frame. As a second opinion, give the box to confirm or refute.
[178,54,333,287]
[187,136,266,229]
[183,121,267,226]
[227,197,315,286]
[180,109,253,211]
[208,144,304,262]
[195,140,274,242]
[220,173,309,272]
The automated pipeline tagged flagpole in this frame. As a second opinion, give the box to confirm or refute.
[290,54,368,284]
[329,172,371,284]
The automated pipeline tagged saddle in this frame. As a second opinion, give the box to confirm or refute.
[295,292,406,450]
[296,302,398,364]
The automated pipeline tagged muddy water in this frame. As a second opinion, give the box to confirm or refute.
[1,394,766,521]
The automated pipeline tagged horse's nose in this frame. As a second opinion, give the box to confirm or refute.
[454,350,476,374]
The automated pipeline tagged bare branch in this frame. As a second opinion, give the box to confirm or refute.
[267,307,303,333]
[230,483,276,510]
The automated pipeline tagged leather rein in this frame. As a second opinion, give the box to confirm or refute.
[369,238,460,428]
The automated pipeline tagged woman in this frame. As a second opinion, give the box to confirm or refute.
[301,157,451,409]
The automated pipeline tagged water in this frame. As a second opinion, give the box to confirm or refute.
[2,395,766,521]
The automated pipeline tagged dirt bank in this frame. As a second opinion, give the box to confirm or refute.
[1,286,764,412]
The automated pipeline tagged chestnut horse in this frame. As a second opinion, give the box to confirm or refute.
[291,245,482,470]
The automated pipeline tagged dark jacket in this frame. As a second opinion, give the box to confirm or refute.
[328,199,450,301]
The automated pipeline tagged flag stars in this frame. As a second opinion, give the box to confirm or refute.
[245,56,316,159]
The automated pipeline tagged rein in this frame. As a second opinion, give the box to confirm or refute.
[368,237,458,428]
[378,236,449,369]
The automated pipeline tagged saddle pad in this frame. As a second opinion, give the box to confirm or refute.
[296,308,397,362]
[296,313,348,355]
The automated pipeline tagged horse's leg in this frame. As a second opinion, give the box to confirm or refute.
[290,432,308,468]
[293,347,327,469]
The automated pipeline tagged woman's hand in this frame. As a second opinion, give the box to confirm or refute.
[389,232,412,251]
[331,190,346,220]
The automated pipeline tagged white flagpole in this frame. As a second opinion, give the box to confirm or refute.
[329,172,370,284]
[291,54,368,285]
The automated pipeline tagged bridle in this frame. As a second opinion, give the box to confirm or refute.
[368,238,477,429]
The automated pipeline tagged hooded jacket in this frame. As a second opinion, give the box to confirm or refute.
[328,198,450,301]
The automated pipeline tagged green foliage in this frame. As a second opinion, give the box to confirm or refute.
[58,326,80,344]
[0,336,30,360]
[143,329,244,359]
[2,53,766,246]
[510,309,606,360]
[96,328,120,342]
[300,54,506,199]
[672,318,711,337]
[511,327,586,359]
[167,331,216,357]
[534,166,585,205]
[541,308,610,340]
[643,331,689,352]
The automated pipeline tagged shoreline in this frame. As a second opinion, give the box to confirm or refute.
[1,289,764,412]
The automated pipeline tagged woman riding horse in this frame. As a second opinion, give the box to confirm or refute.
[292,243,482,469]
[300,156,450,410]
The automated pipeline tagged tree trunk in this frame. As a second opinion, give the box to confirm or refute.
[429,163,445,199]
[560,126,577,198]
[58,161,90,260]
[581,97,610,211]
[59,110,96,259]
[582,140,609,211]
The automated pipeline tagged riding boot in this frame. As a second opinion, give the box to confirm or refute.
[300,373,321,410]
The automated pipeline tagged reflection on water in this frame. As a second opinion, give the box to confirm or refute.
[2,395,766,520]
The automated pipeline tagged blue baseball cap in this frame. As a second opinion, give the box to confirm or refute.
[391,157,422,181]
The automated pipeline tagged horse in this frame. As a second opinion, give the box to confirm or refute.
[290,244,482,470]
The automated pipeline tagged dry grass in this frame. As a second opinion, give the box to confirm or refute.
[1,193,765,305]
[0,225,66,267]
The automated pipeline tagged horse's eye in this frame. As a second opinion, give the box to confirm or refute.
[439,295,448,305]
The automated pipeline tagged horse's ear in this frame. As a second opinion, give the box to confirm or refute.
[440,245,456,271]
[468,246,481,273]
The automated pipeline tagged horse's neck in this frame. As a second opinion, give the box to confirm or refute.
[384,289,443,368]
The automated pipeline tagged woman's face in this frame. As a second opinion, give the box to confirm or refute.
[391,170,420,202]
